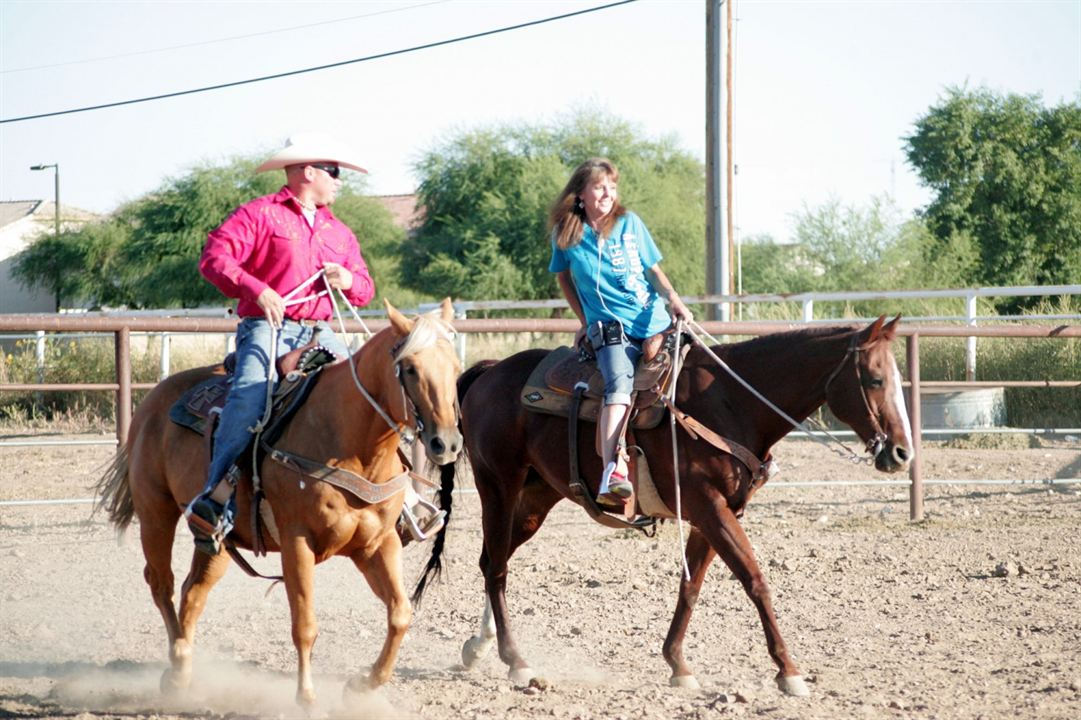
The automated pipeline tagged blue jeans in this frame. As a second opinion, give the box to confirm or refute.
[200,317,350,498]
[586,321,642,406]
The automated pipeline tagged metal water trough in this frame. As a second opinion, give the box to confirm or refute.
[919,387,1007,429]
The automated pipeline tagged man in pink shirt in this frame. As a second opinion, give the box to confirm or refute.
[185,133,375,554]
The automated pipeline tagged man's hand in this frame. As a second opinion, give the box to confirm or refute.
[256,288,285,328]
[323,262,353,291]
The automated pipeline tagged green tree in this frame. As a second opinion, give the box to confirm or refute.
[742,196,932,292]
[13,156,405,309]
[12,211,145,310]
[738,196,976,319]
[904,87,1081,302]
[402,110,706,302]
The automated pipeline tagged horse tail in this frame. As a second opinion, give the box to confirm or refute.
[93,444,135,532]
[411,359,497,606]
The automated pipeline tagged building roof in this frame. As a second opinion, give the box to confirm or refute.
[373,193,423,232]
[0,201,41,229]
[0,200,99,230]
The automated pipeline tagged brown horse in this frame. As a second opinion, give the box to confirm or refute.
[96,299,462,710]
[415,316,912,695]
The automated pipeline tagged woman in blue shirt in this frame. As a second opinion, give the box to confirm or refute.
[549,158,693,501]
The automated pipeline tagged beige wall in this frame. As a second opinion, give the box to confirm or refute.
[0,215,55,313]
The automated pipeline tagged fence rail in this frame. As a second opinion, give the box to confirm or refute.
[4,311,1081,521]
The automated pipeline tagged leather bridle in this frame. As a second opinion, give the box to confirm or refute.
[389,335,461,440]
[823,334,888,458]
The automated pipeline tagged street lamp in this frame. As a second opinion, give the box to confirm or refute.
[29,163,60,238]
[30,163,60,311]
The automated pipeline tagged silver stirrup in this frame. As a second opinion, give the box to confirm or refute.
[400,496,446,543]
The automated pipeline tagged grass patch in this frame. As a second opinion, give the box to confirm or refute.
[941,433,1038,450]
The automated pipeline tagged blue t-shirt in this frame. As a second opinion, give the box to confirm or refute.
[548,211,671,339]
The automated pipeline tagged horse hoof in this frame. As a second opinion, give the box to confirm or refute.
[295,690,323,717]
[159,667,189,694]
[776,674,810,697]
[670,674,700,690]
[461,636,491,669]
[508,666,536,686]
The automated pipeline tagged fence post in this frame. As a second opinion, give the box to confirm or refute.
[906,333,923,521]
[801,299,813,323]
[159,331,171,381]
[34,330,46,381]
[455,309,467,367]
[965,292,977,381]
[115,327,132,448]
[34,330,46,406]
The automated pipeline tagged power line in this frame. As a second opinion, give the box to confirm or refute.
[0,0,637,125]
[1,1,450,75]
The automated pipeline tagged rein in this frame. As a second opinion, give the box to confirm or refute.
[685,320,874,466]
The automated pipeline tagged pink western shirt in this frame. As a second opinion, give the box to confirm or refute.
[199,186,375,320]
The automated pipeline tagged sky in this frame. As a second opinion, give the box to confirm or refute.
[1,0,1079,246]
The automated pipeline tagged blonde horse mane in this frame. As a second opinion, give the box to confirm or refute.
[392,310,457,363]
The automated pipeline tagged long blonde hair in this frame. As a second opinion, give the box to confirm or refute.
[548,158,627,250]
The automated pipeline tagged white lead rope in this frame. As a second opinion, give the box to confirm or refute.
[324,283,408,441]
[254,269,393,438]
[668,319,691,582]
[251,271,334,435]
[246,271,409,493]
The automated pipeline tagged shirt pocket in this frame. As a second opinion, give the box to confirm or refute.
[320,232,352,260]
[269,230,299,252]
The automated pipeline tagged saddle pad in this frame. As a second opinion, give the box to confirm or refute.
[521,347,666,430]
[168,376,223,435]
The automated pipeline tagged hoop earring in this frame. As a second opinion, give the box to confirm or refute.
[576,198,584,209]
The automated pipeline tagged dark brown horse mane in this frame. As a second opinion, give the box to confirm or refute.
[716,323,855,353]
[690,323,859,372]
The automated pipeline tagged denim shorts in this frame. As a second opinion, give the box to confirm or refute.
[586,320,642,406]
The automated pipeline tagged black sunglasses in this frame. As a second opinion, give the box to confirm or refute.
[309,163,341,179]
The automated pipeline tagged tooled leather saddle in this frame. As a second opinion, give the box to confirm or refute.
[168,342,340,438]
[520,338,688,430]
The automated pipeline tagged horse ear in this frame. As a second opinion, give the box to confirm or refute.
[882,314,902,341]
[439,297,455,324]
[384,298,414,336]
[864,314,887,344]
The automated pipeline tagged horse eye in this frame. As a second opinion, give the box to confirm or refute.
[404,365,418,376]
[865,377,884,389]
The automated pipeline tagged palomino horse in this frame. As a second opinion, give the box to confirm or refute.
[415,316,912,695]
[96,299,461,709]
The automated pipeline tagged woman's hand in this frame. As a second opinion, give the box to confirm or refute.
[668,293,694,324]
[574,324,588,349]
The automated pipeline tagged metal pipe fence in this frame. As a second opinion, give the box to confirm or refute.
[3,312,1081,519]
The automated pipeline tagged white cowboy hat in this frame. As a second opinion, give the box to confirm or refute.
[255,132,368,174]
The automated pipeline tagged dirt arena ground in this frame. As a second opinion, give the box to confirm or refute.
[2,431,1080,720]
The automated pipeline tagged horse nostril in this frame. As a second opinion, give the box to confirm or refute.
[894,446,910,463]
[429,437,446,455]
